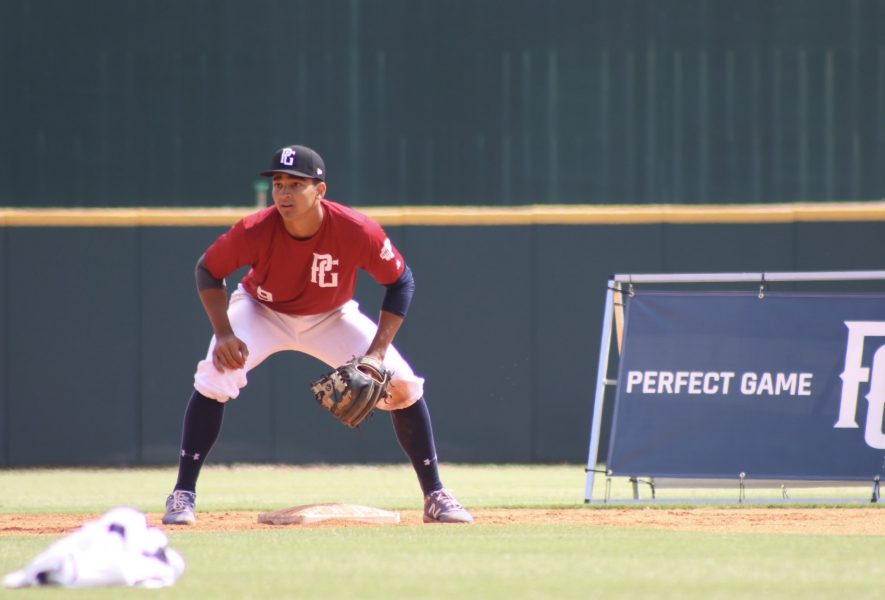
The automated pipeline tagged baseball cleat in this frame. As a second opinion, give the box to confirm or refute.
[423,488,473,524]
[162,490,196,525]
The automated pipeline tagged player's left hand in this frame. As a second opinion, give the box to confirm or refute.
[310,356,392,428]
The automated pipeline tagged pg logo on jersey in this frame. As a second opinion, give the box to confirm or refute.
[835,321,885,449]
[311,253,339,287]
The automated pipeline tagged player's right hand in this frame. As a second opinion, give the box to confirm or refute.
[212,333,249,372]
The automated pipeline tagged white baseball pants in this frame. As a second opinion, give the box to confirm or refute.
[193,286,424,409]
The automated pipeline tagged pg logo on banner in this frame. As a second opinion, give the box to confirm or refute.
[836,322,885,449]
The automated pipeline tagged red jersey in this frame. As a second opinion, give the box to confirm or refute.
[203,200,405,315]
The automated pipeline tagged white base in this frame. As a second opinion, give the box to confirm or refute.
[257,503,401,525]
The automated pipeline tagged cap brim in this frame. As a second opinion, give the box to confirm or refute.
[259,168,324,180]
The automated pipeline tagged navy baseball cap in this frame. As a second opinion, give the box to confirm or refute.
[259,145,326,181]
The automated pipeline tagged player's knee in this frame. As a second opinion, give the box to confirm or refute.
[379,378,423,410]
[193,359,246,402]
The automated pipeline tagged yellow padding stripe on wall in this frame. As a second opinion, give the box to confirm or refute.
[2,202,885,227]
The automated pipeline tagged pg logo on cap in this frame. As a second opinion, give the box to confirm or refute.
[280,147,297,166]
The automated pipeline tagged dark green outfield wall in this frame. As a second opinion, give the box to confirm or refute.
[4,0,885,466]
[3,221,885,466]
[3,0,885,207]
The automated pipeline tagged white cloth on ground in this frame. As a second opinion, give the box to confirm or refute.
[3,507,185,589]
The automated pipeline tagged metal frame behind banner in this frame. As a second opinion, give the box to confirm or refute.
[583,270,885,504]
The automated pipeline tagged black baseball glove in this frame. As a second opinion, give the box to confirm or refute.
[310,356,392,428]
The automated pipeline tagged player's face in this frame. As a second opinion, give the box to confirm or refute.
[271,174,325,221]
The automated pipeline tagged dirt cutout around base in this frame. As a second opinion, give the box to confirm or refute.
[3,508,885,536]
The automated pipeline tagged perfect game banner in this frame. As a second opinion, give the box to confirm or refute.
[607,291,885,481]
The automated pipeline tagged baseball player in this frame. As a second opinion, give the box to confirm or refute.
[162,145,473,525]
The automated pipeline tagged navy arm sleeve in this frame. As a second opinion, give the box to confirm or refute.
[195,253,225,291]
[381,265,415,317]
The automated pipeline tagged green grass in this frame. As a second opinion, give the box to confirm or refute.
[0,464,587,514]
[0,464,872,514]
[1,465,883,599]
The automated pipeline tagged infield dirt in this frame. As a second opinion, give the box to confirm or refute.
[2,508,885,536]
